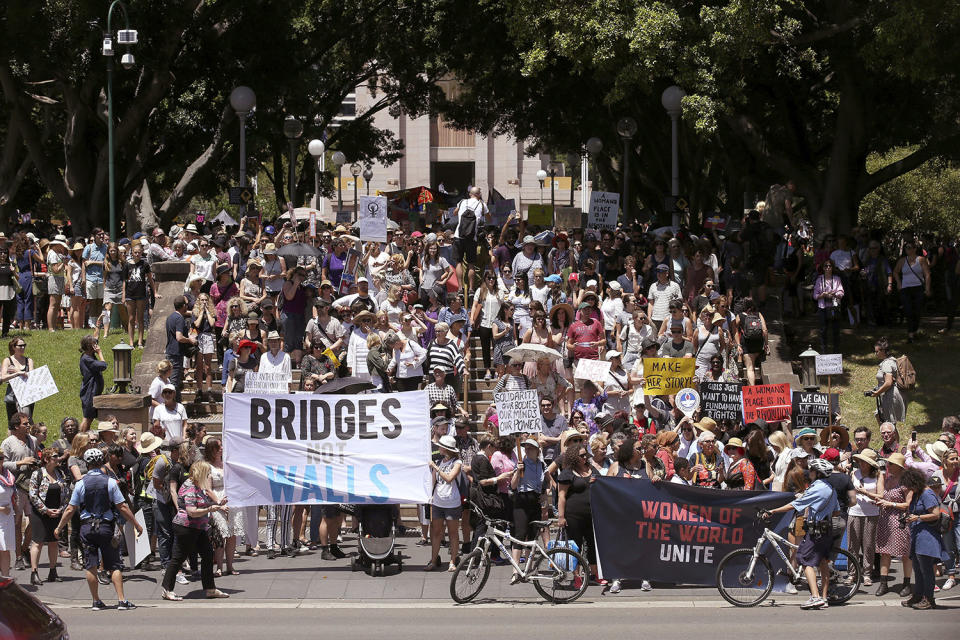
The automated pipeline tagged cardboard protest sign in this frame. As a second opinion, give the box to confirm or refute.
[589,191,620,229]
[526,204,554,226]
[699,381,743,422]
[9,365,58,407]
[573,358,611,381]
[815,354,842,376]
[642,358,695,396]
[358,195,388,242]
[243,372,292,394]
[741,383,792,423]
[491,199,516,226]
[791,391,840,427]
[554,206,582,231]
[492,390,541,435]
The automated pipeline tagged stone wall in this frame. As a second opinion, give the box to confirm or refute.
[133,261,191,394]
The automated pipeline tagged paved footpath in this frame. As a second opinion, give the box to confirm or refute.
[25,531,943,607]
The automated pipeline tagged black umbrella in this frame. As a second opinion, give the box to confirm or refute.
[314,376,377,395]
[276,242,320,261]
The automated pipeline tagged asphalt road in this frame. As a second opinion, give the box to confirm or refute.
[55,600,959,640]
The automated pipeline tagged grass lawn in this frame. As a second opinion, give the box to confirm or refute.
[0,328,143,443]
[785,316,958,444]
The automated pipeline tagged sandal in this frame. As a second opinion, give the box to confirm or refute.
[206,589,230,599]
[423,561,438,572]
[226,569,240,576]
[213,568,222,578]
[161,589,183,601]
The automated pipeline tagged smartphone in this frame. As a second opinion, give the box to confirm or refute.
[911,430,917,442]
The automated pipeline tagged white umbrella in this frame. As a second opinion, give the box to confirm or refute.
[505,344,562,363]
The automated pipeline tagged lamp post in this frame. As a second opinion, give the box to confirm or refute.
[283,116,303,207]
[229,87,257,218]
[661,85,686,227]
[585,137,603,211]
[548,160,564,210]
[350,163,361,217]
[331,151,346,216]
[308,138,325,209]
[103,0,137,241]
[111,340,134,394]
[616,117,637,225]
[362,168,373,196]
[536,169,547,204]
[566,153,578,207]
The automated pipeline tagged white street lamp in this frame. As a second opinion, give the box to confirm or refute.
[308,138,325,209]
[536,169,548,204]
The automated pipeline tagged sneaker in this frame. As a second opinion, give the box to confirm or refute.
[800,596,823,610]
[817,598,829,609]
[590,576,608,586]
[942,577,956,591]
[321,548,336,561]
[14,557,24,571]
[785,582,799,595]
[607,579,622,594]
[117,600,137,611]
[329,544,347,559]
[97,570,111,586]
[640,580,652,592]
[91,600,107,611]
[175,572,189,585]
[483,371,493,381]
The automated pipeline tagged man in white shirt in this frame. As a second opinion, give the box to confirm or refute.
[152,384,187,439]
[647,264,682,325]
[453,187,491,286]
[600,281,624,345]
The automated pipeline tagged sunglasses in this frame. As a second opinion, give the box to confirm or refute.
[578,454,589,459]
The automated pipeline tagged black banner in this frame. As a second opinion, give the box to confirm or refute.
[699,381,743,422]
[591,478,793,585]
[791,391,840,428]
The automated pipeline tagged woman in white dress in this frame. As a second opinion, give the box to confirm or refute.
[204,438,241,576]
[0,450,16,576]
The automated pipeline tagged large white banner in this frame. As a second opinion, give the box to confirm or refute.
[223,391,432,506]
[358,195,388,242]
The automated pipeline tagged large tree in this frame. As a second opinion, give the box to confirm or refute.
[434,0,960,234]
[0,0,450,233]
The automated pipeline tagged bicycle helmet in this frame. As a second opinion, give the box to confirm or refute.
[83,447,105,467]
[808,458,834,477]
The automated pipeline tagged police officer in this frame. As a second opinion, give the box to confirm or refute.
[54,448,143,611]
[761,458,840,611]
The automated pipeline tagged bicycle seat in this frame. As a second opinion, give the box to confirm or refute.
[529,520,553,529]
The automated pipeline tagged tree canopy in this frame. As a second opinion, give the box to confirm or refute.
[434,0,960,234]
[0,0,452,232]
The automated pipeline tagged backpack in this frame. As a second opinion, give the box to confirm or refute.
[936,504,955,535]
[740,313,763,342]
[143,453,168,492]
[894,355,917,391]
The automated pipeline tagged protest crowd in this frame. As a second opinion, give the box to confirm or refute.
[0,184,957,613]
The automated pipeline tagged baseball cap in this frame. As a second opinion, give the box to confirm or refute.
[656,264,670,272]
[820,448,841,462]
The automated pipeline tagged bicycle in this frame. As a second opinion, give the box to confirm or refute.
[449,501,589,604]
[715,511,863,607]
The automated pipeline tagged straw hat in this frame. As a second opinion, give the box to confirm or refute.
[694,416,719,435]
[136,432,163,454]
[559,429,586,450]
[885,452,907,469]
[656,431,679,447]
[852,448,880,468]
[70,242,84,251]
[549,303,574,327]
[724,437,745,451]
[819,425,849,450]
[925,441,949,464]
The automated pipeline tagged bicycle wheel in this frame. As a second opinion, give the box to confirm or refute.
[450,549,491,604]
[715,548,774,607]
[822,549,862,605]
[531,547,589,604]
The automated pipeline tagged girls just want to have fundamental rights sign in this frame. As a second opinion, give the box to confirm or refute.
[222,391,432,506]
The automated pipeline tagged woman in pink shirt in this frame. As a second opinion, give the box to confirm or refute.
[812,259,844,353]
[490,436,518,497]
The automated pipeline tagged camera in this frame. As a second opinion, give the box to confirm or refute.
[863,391,873,397]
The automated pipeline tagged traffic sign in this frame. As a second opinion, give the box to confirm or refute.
[675,197,688,210]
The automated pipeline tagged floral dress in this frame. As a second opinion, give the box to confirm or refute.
[876,478,910,557]
[209,465,244,538]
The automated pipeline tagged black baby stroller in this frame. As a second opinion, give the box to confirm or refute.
[350,504,402,576]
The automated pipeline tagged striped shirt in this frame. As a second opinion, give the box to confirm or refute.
[426,340,465,376]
